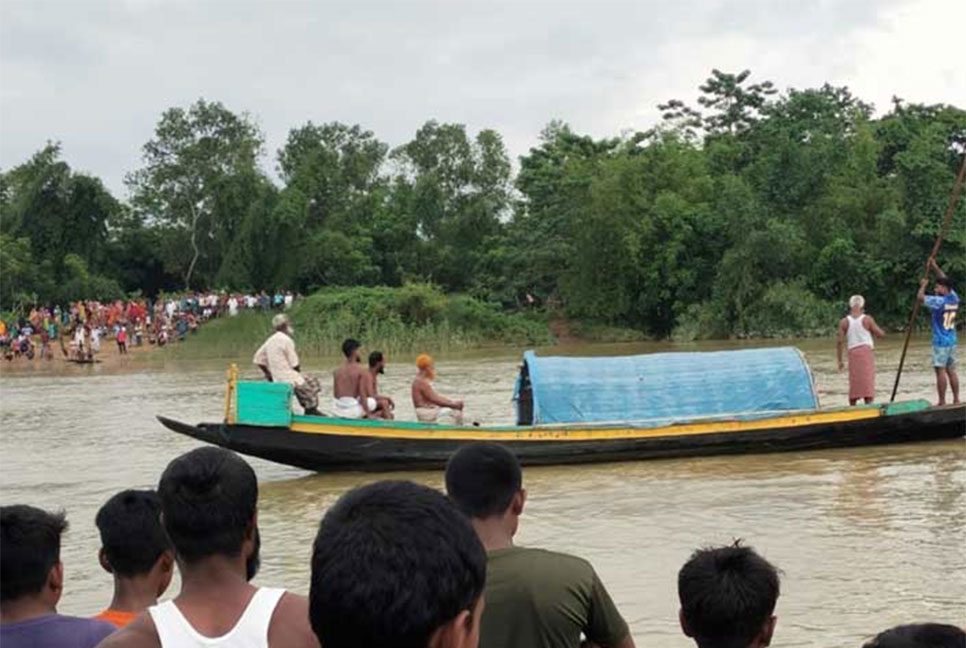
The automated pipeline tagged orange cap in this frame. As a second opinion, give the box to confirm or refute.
[416,354,435,378]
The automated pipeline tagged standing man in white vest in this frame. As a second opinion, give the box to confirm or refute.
[97,447,319,648]
[836,295,886,405]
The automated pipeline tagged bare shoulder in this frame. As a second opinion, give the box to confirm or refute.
[96,614,160,648]
[270,591,320,648]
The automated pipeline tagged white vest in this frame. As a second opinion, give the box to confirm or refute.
[846,314,874,350]
[148,587,285,648]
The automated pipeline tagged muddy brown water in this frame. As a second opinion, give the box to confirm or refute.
[1,336,963,646]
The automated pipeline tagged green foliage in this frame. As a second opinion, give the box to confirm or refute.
[126,99,265,289]
[173,284,552,358]
[3,77,964,343]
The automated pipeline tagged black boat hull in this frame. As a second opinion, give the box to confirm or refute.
[158,405,965,472]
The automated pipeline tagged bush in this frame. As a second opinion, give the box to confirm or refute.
[173,283,552,358]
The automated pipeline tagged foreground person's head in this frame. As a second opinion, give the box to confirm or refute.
[0,505,68,612]
[445,443,525,532]
[310,480,486,648]
[678,542,780,648]
[862,623,966,648]
[95,489,174,600]
[158,447,260,581]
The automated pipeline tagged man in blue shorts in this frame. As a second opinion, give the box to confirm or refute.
[918,259,960,405]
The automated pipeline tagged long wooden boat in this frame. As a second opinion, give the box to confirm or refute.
[158,404,965,473]
[158,383,965,473]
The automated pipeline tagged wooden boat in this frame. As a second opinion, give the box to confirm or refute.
[158,349,966,472]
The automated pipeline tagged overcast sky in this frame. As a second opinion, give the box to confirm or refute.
[2,0,964,196]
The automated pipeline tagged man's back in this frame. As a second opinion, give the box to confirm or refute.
[1,613,115,648]
[333,364,363,398]
[481,546,629,648]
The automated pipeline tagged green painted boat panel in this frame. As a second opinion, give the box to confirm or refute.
[884,399,931,416]
[237,381,293,427]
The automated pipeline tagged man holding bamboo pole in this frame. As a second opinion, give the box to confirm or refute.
[917,259,960,405]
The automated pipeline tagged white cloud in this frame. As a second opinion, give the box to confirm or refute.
[1,0,962,196]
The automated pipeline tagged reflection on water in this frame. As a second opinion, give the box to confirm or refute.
[0,336,963,646]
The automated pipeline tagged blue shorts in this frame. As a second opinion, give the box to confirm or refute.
[932,345,957,369]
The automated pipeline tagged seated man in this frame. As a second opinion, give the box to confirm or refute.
[360,351,395,419]
[93,490,174,627]
[678,542,781,648]
[253,314,322,415]
[862,623,965,648]
[98,447,319,648]
[412,354,464,424]
[445,443,634,648]
[331,338,375,419]
[309,480,486,648]
[1,505,116,648]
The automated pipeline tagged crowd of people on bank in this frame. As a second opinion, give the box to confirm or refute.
[0,290,298,362]
[2,443,963,648]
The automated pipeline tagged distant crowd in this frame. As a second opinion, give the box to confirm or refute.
[0,291,298,362]
[2,443,963,648]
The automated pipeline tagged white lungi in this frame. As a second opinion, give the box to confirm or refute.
[332,396,377,419]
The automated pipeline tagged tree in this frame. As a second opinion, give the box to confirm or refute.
[389,121,512,291]
[126,99,264,289]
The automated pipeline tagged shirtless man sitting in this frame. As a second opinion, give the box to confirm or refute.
[331,339,375,419]
[361,352,395,420]
[411,354,464,425]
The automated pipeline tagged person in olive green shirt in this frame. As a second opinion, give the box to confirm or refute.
[445,443,635,648]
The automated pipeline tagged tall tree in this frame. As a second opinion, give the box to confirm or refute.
[126,99,264,289]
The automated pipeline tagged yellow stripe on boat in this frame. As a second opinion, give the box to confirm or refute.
[290,407,882,442]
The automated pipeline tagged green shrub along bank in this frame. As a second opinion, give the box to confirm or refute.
[174,284,553,358]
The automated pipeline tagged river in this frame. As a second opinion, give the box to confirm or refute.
[0,336,963,646]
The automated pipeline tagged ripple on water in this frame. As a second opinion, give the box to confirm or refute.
[0,338,964,645]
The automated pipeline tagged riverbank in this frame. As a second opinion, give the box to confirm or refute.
[166,284,553,358]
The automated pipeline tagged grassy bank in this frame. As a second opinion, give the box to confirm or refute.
[169,284,553,358]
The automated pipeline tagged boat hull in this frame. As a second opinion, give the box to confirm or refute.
[158,404,965,472]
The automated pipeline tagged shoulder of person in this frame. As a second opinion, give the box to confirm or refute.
[270,591,320,648]
[94,613,160,648]
[503,546,596,577]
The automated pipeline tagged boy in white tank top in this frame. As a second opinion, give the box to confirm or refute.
[836,295,886,405]
[98,447,318,648]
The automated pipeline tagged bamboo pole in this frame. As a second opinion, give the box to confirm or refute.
[889,153,966,402]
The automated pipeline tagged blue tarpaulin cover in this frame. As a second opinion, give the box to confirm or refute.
[515,347,819,425]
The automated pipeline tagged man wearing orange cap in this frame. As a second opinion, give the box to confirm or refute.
[411,354,465,424]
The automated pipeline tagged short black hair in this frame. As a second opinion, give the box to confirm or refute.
[936,276,955,290]
[678,542,780,648]
[157,447,257,564]
[310,480,486,648]
[342,338,361,358]
[96,490,171,577]
[863,624,966,648]
[369,351,384,368]
[1,505,68,601]
[445,442,522,519]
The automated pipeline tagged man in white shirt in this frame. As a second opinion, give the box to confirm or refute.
[253,314,322,415]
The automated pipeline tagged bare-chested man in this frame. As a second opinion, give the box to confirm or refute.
[411,354,464,425]
[331,339,374,419]
[360,351,395,419]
